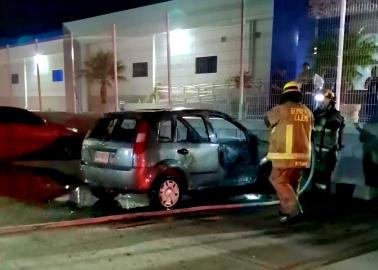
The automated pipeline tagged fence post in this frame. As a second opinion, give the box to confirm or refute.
[112,24,119,112]
[6,44,14,106]
[238,0,245,120]
[70,33,78,113]
[165,12,172,107]
[335,0,347,111]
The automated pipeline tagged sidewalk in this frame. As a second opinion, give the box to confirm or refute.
[319,250,378,270]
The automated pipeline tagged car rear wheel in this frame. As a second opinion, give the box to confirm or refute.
[150,176,182,210]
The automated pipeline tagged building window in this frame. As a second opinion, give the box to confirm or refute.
[52,69,64,82]
[195,56,217,74]
[11,74,19,84]
[133,62,148,77]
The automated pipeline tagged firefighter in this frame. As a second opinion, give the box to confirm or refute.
[313,89,345,193]
[264,81,313,223]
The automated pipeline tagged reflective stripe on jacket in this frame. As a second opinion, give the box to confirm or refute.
[265,102,313,168]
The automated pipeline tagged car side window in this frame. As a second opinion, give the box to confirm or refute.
[176,120,189,142]
[182,116,210,143]
[159,120,173,142]
[208,117,247,142]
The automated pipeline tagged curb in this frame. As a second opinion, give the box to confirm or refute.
[0,200,278,236]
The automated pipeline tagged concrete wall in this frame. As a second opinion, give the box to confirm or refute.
[77,20,273,105]
[65,0,274,111]
[0,39,66,111]
[0,0,274,113]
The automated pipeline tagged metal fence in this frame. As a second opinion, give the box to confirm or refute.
[0,0,377,123]
[308,0,378,123]
[151,80,377,122]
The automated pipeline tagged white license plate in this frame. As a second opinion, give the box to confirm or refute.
[94,151,110,164]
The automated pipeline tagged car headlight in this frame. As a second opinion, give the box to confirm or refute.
[66,127,79,133]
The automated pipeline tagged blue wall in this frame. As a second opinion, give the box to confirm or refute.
[271,0,315,80]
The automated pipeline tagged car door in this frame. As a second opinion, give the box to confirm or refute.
[207,115,258,187]
[173,115,220,190]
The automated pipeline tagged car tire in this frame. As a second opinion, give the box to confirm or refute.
[90,187,119,201]
[150,176,183,210]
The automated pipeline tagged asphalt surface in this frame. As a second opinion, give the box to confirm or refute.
[1,194,378,269]
[1,163,378,269]
[0,163,276,227]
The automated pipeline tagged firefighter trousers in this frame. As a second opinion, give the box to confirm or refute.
[270,168,303,216]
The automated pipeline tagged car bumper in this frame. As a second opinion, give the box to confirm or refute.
[81,165,153,193]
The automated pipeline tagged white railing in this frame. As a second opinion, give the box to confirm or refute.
[120,81,377,123]
[153,81,275,119]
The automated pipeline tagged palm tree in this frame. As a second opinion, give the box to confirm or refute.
[80,50,126,104]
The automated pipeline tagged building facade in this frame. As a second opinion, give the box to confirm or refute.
[0,0,376,121]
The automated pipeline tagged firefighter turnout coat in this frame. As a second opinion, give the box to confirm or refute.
[265,102,313,168]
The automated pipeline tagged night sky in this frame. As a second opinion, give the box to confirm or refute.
[0,0,169,46]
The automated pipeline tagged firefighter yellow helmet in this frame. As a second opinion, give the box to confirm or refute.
[282,81,301,94]
[280,81,302,104]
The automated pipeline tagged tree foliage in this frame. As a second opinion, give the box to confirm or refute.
[80,50,126,104]
[313,34,378,84]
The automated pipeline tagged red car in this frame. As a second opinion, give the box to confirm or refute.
[0,107,82,161]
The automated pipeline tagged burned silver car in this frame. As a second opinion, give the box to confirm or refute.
[81,109,271,209]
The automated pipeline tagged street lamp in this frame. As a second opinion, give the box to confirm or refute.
[169,29,192,55]
[34,53,48,74]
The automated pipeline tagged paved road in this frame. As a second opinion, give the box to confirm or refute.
[1,195,378,270]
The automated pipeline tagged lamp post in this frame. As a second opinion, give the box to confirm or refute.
[6,44,13,106]
[35,39,42,111]
[112,24,119,112]
[70,33,78,113]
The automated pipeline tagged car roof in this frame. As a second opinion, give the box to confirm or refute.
[0,106,45,124]
[0,106,30,112]
[107,108,229,117]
